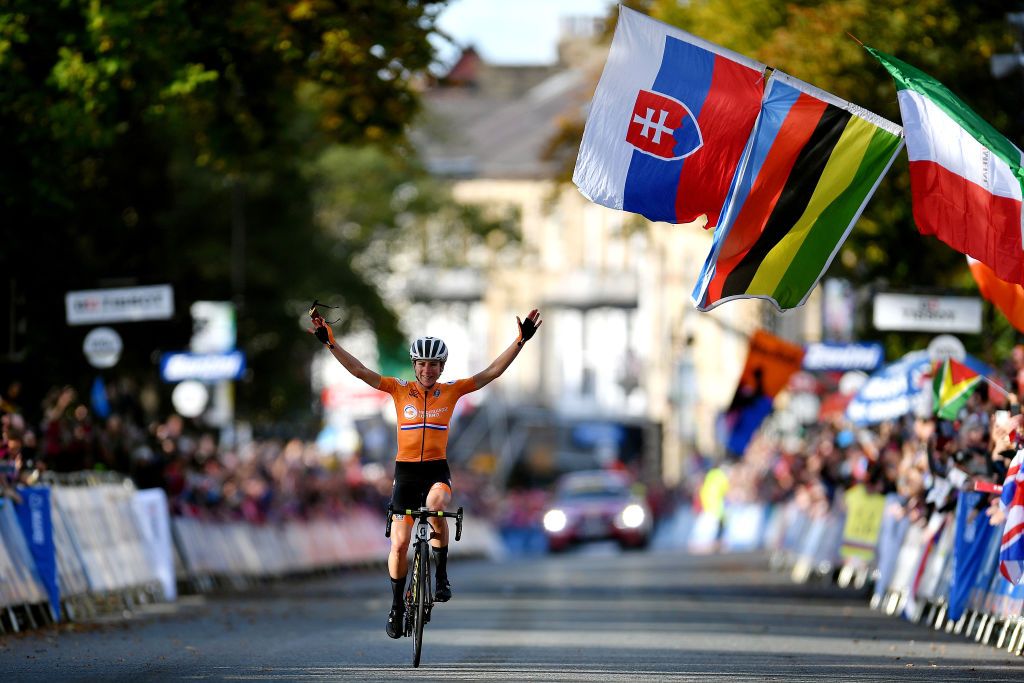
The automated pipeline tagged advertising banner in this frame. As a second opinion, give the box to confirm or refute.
[66,284,174,326]
[872,292,982,333]
[160,351,246,383]
[0,499,47,609]
[131,488,177,601]
[14,487,61,621]
[802,342,884,373]
[840,484,886,563]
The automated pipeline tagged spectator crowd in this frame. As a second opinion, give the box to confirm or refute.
[707,348,1024,554]
[0,377,499,524]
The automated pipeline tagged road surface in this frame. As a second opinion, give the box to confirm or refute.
[1,548,1019,681]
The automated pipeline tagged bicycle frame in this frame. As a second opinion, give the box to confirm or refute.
[385,505,464,667]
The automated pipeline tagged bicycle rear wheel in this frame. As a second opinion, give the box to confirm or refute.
[412,543,427,667]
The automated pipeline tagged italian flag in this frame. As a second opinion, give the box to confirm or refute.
[868,47,1024,285]
[932,357,981,421]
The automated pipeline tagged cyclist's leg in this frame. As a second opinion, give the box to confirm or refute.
[425,482,451,548]
[388,516,412,586]
[425,471,453,601]
[389,468,418,583]
[387,464,419,637]
[425,458,453,549]
[385,517,411,638]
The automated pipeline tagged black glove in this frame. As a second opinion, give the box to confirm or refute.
[518,317,538,343]
[314,326,331,346]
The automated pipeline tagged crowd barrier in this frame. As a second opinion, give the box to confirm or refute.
[0,476,503,633]
[655,487,1024,657]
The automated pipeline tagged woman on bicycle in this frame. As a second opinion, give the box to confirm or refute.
[309,308,542,639]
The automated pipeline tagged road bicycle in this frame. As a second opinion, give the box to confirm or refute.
[385,505,464,667]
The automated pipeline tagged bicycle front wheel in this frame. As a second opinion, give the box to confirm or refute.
[412,544,428,667]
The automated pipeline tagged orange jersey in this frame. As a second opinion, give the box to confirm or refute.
[378,377,478,462]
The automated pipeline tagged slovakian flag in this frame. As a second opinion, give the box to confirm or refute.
[968,256,1024,333]
[692,71,903,311]
[868,47,1024,286]
[573,5,764,227]
[999,450,1024,585]
[932,357,982,420]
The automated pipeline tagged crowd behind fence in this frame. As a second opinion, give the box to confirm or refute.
[6,357,1024,647]
[0,472,501,634]
[666,408,1024,658]
[0,377,507,632]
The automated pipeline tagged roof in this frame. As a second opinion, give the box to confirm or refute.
[413,49,601,180]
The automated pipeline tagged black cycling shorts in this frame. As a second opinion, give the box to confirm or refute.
[390,460,452,513]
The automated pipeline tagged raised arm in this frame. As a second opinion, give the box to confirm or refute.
[472,309,542,389]
[309,310,382,389]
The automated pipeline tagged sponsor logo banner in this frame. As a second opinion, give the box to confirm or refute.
[802,342,884,372]
[160,351,246,382]
[66,284,174,325]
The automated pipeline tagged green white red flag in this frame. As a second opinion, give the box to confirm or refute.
[867,47,1024,285]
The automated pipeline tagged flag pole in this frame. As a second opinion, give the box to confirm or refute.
[981,374,1011,398]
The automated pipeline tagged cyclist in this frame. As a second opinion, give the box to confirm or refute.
[309,308,542,639]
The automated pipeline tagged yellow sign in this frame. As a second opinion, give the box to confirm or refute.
[840,484,886,561]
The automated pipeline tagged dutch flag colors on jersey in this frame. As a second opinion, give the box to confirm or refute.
[1000,450,1024,585]
[573,6,764,227]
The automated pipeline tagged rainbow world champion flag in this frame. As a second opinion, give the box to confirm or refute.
[932,357,982,420]
[692,71,904,311]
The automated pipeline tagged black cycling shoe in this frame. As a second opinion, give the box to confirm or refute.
[386,608,405,639]
[434,580,452,603]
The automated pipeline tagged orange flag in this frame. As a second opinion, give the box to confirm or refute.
[968,256,1024,332]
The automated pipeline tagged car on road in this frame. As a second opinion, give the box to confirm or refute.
[541,470,652,552]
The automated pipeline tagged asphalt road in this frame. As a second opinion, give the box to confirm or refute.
[1,547,1020,681]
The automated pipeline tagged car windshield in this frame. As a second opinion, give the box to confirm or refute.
[557,474,629,500]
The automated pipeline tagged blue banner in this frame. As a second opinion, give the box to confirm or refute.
[802,341,884,372]
[14,487,61,621]
[947,491,997,621]
[159,350,246,382]
[847,350,996,425]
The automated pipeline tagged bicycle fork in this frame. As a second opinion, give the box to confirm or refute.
[405,526,434,635]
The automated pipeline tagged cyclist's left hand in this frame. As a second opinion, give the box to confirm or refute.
[309,309,337,347]
[517,309,542,345]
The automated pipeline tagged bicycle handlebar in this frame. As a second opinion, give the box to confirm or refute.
[385,505,464,542]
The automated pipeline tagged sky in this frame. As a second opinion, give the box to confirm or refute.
[435,0,617,66]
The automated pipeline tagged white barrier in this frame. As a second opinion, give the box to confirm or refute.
[171,508,503,585]
[52,484,161,595]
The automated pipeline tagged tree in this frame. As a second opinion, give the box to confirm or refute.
[0,0,493,423]
[550,1,1022,359]
[650,0,1021,358]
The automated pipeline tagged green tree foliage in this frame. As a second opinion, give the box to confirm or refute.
[0,0,518,424]
[649,0,1021,356]
[547,2,1020,358]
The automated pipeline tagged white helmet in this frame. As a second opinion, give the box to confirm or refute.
[409,336,448,362]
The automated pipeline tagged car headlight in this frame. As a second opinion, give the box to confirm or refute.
[619,504,646,529]
[543,509,568,533]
